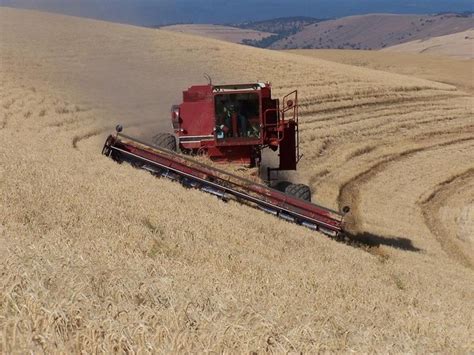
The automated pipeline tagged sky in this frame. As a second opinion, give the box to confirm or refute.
[1,0,472,26]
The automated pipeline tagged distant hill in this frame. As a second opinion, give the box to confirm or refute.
[160,17,324,47]
[382,28,474,59]
[236,16,322,33]
[160,24,274,44]
[159,14,473,52]
[269,13,473,50]
[234,16,324,48]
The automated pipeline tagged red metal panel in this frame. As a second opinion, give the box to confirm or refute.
[182,85,213,102]
[179,100,215,137]
[261,86,271,99]
[173,83,299,171]
[207,146,253,165]
[278,121,297,170]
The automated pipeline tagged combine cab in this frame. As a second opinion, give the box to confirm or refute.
[168,83,299,172]
[102,82,350,237]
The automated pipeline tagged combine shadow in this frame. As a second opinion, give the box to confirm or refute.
[342,232,422,252]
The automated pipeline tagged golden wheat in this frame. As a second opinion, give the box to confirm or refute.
[1,7,473,353]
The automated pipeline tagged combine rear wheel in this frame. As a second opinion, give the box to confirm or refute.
[152,133,177,151]
[285,183,311,202]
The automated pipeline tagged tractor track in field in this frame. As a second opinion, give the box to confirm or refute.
[44,114,94,130]
[304,103,460,129]
[299,87,457,108]
[300,93,465,117]
[337,136,474,251]
[302,126,473,169]
[70,119,160,150]
[301,97,458,127]
[72,128,110,149]
[1,94,21,129]
[359,113,471,138]
[303,104,466,137]
[419,168,474,268]
[0,112,10,129]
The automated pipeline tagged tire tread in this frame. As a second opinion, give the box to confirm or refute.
[152,133,177,151]
[285,183,311,202]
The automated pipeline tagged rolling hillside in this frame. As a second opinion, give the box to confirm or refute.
[237,16,321,34]
[160,24,274,44]
[269,13,473,49]
[288,49,474,93]
[383,28,474,59]
[1,7,473,353]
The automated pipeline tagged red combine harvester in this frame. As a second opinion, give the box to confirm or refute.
[102,82,349,237]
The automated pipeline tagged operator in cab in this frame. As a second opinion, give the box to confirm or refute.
[224,95,247,138]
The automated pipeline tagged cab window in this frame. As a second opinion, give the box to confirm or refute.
[215,93,260,139]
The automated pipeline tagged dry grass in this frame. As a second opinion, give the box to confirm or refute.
[288,49,474,94]
[161,24,274,44]
[383,29,474,59]
[1,7,473,353]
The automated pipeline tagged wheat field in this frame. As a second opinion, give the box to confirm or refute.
[383,29,474,60]
[1,8,473,353]
[288,49,474,94]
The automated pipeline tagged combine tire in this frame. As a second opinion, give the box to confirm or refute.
[152,133,177,152]
[274,181,292,192]
[285,183,311,202]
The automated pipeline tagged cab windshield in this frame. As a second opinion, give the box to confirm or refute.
[215,93,260,140]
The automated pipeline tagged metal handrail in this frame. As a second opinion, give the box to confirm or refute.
[262,91,299,162]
